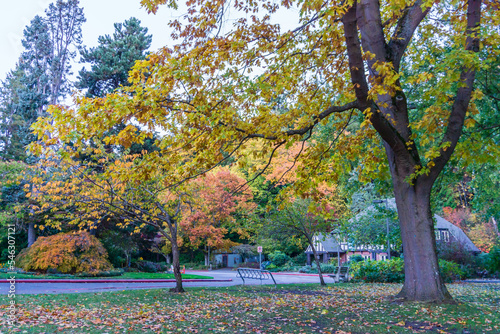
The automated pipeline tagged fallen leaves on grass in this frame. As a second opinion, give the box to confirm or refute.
[0,283,498,333]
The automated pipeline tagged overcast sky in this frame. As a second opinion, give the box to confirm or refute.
[0,0,179,82]
[1,0,299,94]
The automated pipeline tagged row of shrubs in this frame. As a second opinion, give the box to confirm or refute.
[262,251,307,272]
[262,246,500,283]
[263,257,471,283]
[349,258,464,283]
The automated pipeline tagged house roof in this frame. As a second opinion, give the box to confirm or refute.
[305,233,390,253]
[305,234,343,254]
[434,214,481,253]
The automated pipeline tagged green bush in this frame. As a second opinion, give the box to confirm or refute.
[268,251,291,267]
[297,263,337,274]
[299,265,312,273]
[314,263,337,273]
[439,259,466,282]
[349,254,365,263]
[136,261,168,273]
[437,240,486,278]
[485,246,500,274]
[265,261,302,272]
[282,261,302,272]
[266,263,277,270]
[292,253,307,265]
[349,258,465,283]
[179,252,204,264]
[350,258,405,283]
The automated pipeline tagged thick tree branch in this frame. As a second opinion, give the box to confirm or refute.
[354,0,423,165]
[284,101,359,136]
[357,0,387,64]
[344,1,407,153]
[232,140,286,194]
[425,0,482,185]
[228,100,359,140]
[342,2,369,107]
[388,1,432,71]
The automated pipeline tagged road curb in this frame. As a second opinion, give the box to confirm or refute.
[271,273,320,277]
[0,279,232,283]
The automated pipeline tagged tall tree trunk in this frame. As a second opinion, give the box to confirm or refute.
[159,252,170,264]
[313,252,326,286]
[491,217,499,237]
[125,251,131,268]
[28,189,37,247]
[170,240,184,293]
[387,147,453,303]
[28,222,36,247]
[204,242,212,267]
[208,246,211,267]
[308,239,326,286]
[157,214,184,292]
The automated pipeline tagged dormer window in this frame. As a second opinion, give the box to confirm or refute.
[436,229,450,242]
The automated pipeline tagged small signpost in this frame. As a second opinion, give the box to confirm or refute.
[257,246,263,269]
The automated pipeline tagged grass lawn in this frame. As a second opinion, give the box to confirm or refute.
[0,283,498,333]
[0,272,213,280]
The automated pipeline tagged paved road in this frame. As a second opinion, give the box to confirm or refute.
[0,269,326,295]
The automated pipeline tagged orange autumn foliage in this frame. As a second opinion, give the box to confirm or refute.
[442,206,499,253]
[16,231,113,274]
[180,168,255,251]
[468,222,499,253]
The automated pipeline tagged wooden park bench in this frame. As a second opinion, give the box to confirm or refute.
[328,266,350,283]
[236,268,277,287]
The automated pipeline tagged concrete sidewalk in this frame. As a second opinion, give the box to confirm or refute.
[461,279,500,283]
[0,278,232,283]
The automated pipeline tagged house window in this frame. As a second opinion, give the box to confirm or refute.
[435,230,441,240]
[442,230,450,242]
[380,255,387,261]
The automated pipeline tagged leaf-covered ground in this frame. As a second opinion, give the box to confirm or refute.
[0,283,498,333]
